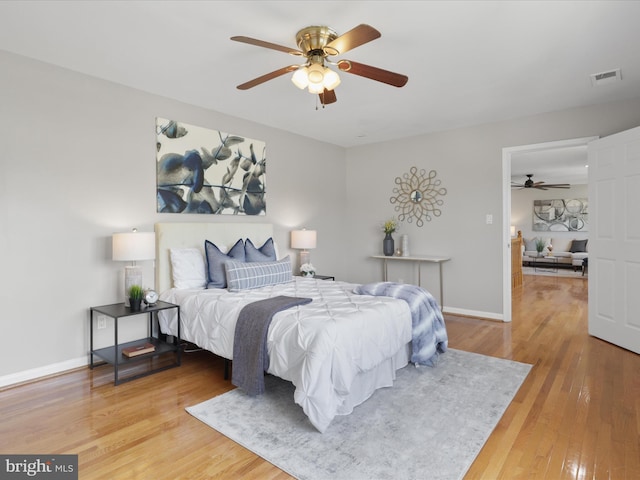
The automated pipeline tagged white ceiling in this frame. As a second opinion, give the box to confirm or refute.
[1,1,639,181]
[511,144,589,186]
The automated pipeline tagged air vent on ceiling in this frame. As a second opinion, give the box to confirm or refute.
[590,68,622,87]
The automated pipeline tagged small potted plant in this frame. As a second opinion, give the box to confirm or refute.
[128,284,144,312]
[300,263,316,277]
[535,238,546,257]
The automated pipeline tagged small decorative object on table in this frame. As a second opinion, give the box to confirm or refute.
[382,218,397,256]
[535,238,546,256]
[128,284,144,312]
[143,288,158,306]
[300,263,316,277]
[401,234,409,257]
[122,342,156,358]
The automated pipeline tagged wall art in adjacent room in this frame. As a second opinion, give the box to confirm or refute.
[156,118,266,215]
[533,198,588,231]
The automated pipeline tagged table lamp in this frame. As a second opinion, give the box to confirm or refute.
[112,228,155,306]
[291,229,317,266]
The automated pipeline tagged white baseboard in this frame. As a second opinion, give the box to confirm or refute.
[0,356,89,389]
[443,306,505,322]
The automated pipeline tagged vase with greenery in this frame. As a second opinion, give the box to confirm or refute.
[382,219,397,256]
[535,238,546,256]
[128,284,144,312]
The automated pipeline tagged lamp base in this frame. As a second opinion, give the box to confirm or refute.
[124,265,143,307]
[299,250,311,266]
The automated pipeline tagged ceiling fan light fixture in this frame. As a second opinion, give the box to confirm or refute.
[323,68,341,90]
[291,67,309,89]
[307,63,325,84]
[293,63,341,94]
[307,81,325,94]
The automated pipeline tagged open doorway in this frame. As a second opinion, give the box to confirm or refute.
[501,136,597,322]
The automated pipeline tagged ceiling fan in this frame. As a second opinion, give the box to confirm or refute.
[511,174,570,190]
[230,24,408,105]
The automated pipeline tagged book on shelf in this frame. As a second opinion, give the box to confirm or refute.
[122,342,155,357]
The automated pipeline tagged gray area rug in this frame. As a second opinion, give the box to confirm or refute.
[186,349,531,480]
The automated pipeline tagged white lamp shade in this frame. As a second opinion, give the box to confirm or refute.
[306,63,325,84]
[291,229,317,250]
[112,231,155,261]
[291,67,309,89]
[307,81,324,94]
[510,226,516,237]
[323,69,341,90]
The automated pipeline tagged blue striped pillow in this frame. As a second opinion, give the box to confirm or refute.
[225,256,292,291]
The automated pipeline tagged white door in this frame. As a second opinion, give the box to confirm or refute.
[588,126,640,354]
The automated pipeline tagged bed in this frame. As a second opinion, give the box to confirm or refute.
[155,222,446,432]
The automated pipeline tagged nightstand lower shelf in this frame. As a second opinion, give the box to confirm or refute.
[90,301,181,385]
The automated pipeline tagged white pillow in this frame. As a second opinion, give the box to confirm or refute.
[170,248,207,289]
[551,237,572,253]
[524,238,538,251]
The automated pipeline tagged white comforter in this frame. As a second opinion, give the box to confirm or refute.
[159,277,412,432]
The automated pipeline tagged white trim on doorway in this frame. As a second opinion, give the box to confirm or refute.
[501,136,597,322]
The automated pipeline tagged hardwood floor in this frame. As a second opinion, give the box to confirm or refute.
[1,274,638,479]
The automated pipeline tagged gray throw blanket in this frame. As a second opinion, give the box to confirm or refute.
[354,282,448,366]
[232,295,312,395]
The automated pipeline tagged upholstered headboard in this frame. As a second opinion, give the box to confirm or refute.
[155,222,274,293]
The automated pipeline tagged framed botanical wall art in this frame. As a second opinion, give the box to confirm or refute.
[533,198,588,232]
[156,118,266,215]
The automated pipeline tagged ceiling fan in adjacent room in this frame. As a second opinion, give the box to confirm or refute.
[230,24,408,106]
[511,174,570,190]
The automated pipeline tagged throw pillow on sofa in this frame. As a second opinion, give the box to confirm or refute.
[550,238,572,253]
[570,239,588,253]
[524,237,550,253]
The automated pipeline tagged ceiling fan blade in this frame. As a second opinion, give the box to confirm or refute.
[338,60,408,87]
[319,89,337,105]
[325,24,381,55]
[544,184,571,188]
[231,36,303,56]
[236,65,298,90]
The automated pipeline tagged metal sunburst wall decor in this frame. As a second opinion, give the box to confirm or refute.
[390,167,447,227]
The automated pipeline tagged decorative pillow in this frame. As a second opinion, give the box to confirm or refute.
[569,239,588,253]
[225,256,292,292]
[524,238,538,252]
[245,237,277,262]
[550,238,572,253]
[169,248,207,289]
[205,239,245,288]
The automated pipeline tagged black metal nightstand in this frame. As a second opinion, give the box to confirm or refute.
[89,300,181,385]
[314,275,335,281]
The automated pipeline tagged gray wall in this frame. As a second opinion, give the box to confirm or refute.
[0,51,346,382]
[3,48,640,383]
[344,100,640,316]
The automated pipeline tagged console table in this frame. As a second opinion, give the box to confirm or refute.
[371,255,451,307]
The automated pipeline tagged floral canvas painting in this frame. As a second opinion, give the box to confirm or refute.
[156,118,266,215]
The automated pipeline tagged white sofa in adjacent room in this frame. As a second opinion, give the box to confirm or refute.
[522,236,588,269]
